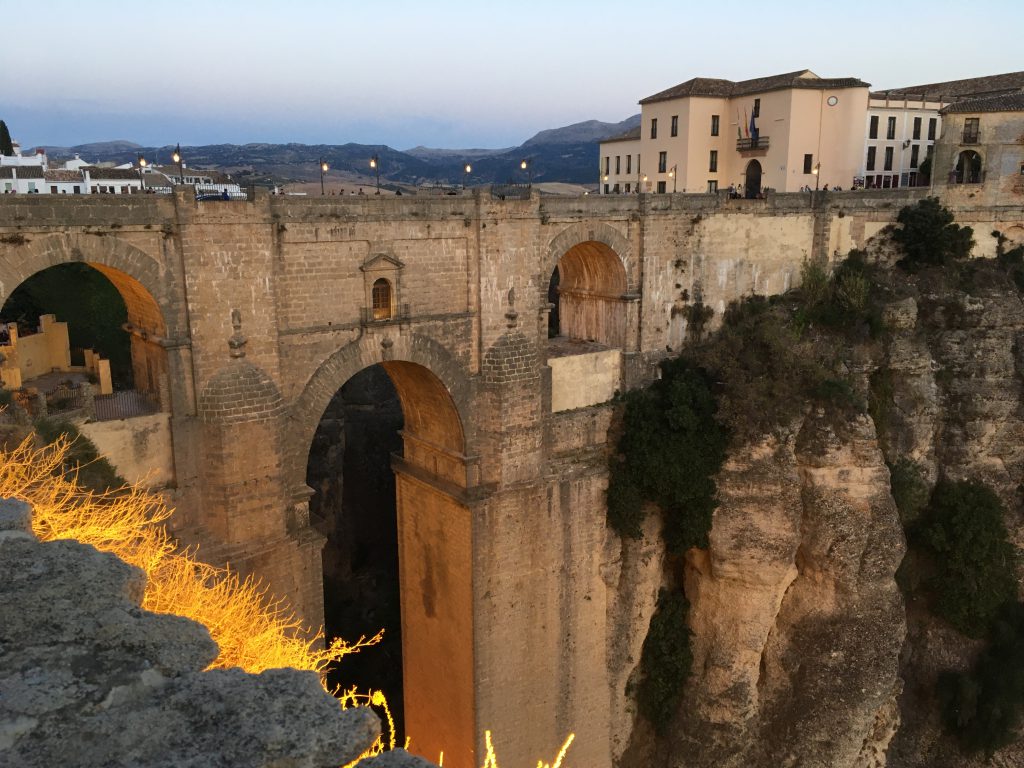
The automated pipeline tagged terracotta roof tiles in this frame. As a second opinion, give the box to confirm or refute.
[639,69,870,104]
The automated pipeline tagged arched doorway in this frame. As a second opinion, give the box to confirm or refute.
[549,240,628,347]
[0,261,169,416]
[954,150,982,184]
[303,355,473,766]
[745,159,762,198]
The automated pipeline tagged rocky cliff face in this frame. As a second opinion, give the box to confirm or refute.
[613,259,1024,768]
[672,413,906,768]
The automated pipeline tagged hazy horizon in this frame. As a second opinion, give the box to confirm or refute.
[4,0,1022,151]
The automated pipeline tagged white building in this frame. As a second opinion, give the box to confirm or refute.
[863,71,1024,189]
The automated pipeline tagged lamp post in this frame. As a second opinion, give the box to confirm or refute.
[369,154,380,194]
[171,144,183,185]
[668,164,677,193]
[137,155,147,192]
[520,158,532,186]
[319,158,329,195]
[463,163,472,190]
[642,174,648,193]
[813,162,821,191]
[602,173,608,194]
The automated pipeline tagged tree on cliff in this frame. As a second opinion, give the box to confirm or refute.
[0,121,13,156]
[893,197,974,269]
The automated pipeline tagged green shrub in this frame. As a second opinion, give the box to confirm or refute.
[892,197,974,270]
[606,358,728,551]
[889,459,929,526]
[638,588,693,735]
[34,417,126,493]
[939,602,1024,757]
[915,480,1018,637]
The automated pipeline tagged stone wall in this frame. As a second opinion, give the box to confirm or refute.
[1,186,1022,768]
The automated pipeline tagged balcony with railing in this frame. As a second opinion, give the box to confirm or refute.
[736,136,770,152]
[961,129,981,145]
[360,303,411,326]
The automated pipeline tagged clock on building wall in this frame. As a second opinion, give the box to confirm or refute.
[827,96,839,106]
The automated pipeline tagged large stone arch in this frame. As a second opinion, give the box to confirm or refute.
[0,233,180,401]
[545,222,635,348]
[0,233,178,338]
[287,331,474,494]
[291,331,478,764]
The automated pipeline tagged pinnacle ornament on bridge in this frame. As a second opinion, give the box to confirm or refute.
[228,309,248,359]
[505,288,519,329]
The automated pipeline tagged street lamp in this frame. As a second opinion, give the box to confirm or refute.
[813,162,821,191]
[369,154,380,194]
[668,164,677,193]
[137,155,147,192]
[642,174,648,193]
[520,158,532,185]
[463,163,472,190]
[319,158,329,195]
[171,144,183,185]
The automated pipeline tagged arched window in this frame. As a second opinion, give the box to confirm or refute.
[372,278,393,320]
[954,150,982,184]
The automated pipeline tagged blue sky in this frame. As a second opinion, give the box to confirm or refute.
[3,0,1022,150]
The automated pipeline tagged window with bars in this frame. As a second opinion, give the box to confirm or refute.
[372,278,393,320]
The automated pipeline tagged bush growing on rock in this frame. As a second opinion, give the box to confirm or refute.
[606,358,727,551]
[637,589,693,735]
[892,197,974,270]
[914,479,1018,637]
[938,602,1024,757]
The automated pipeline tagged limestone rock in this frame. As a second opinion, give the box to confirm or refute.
[357,748,439,767]
[0,504,380,768]
[673,413,906,768]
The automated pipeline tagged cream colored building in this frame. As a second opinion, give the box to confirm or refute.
[600,69,870,196]
[599,127,640,194]
[864,71,1024,189]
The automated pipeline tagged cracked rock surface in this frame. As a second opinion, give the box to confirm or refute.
[0,497,380,768]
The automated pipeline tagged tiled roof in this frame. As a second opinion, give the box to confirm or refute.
[871,71,1024,101]
[640,69,870,104]
[600,126,641,143]
[941,91,1024,114]
[0,166,44,179]
[84,167,142,180]
[45,170,84,182]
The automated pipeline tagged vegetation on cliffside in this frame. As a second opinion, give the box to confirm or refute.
[614,197,1024,757]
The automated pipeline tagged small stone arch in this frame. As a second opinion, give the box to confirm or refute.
[287,332,474,494]
[545,221,634,292]
[546,222,634,347]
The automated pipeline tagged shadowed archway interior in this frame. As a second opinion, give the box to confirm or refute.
[549,239,628,347]
[305,359,470,759]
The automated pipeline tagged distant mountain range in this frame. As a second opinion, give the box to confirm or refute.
[36,115,641,188]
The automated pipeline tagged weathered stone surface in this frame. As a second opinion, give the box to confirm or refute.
[671,413,906,768]
[0,505,381,768]
[357,748,439,767]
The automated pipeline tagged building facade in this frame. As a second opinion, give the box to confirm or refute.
[932,91,1024,208]
[863,71,1024,189]
[600,70,870,196]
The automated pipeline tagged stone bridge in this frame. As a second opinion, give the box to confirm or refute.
[1,188,1019,768]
